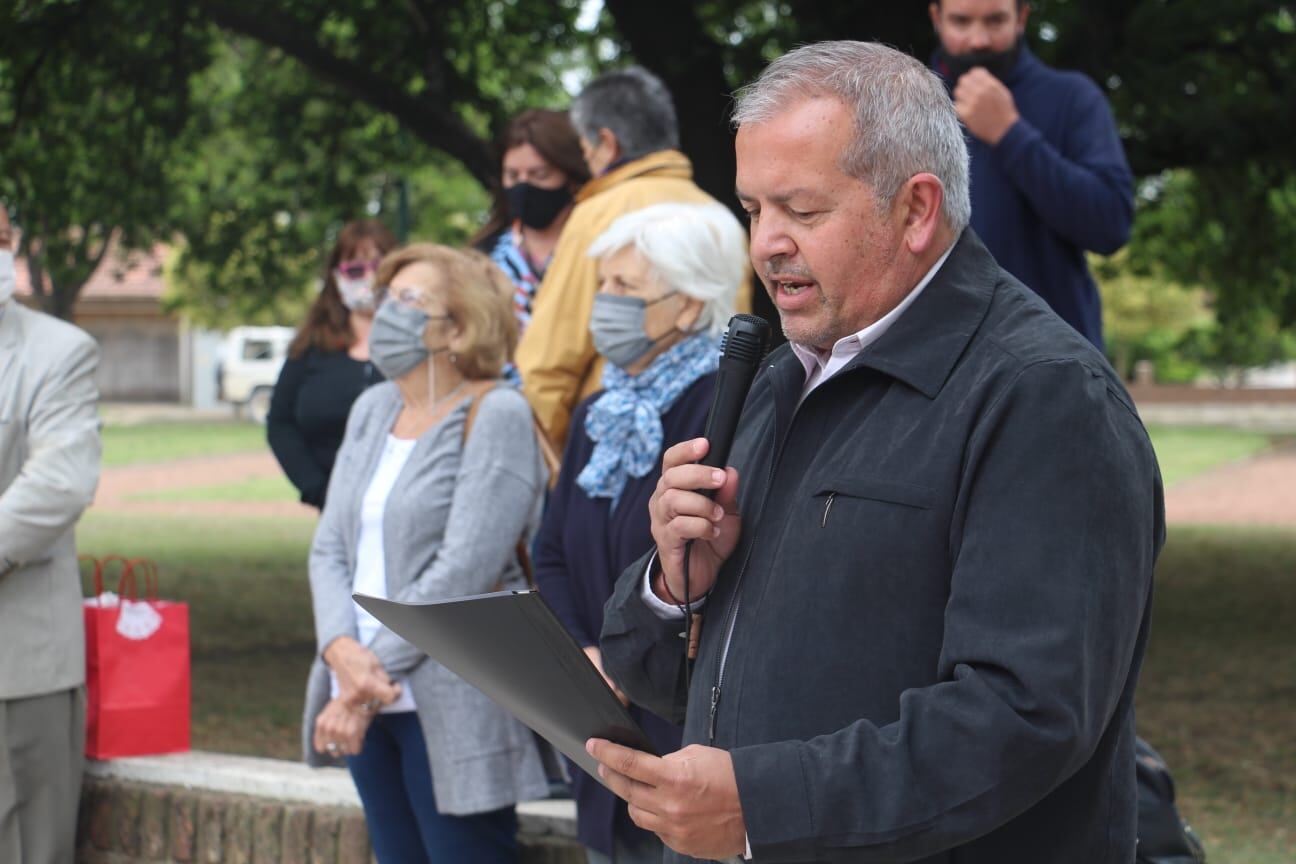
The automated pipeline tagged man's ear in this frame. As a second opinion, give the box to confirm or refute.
[1017,4,1032,36]
[928,2,942,34]
[598,127,620,163]
[899,173,945,255]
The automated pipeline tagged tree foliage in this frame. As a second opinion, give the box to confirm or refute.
[1,0,1293,357]
[0,1,207,318]
[161,36,487,328]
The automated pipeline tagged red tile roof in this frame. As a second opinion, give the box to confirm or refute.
[12,232,168,301]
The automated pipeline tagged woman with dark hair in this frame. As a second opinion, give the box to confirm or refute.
[268,219,397,509]
[472,109,590,339]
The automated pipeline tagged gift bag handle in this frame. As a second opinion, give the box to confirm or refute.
[127,557,159,601]
[91,555,160,602]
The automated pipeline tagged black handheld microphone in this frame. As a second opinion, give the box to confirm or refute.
[699,314,772,474]
[677,314,770,672]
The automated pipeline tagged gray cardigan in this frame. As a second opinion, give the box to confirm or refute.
[303,381,549,815]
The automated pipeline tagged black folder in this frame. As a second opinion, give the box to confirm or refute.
[354,590,655,783]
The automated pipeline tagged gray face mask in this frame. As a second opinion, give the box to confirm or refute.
[369,300,430,379]
[589,292,677,370]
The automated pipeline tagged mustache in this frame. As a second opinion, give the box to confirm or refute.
[763,258,815,282]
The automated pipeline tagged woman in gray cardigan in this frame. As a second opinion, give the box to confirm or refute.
[304,243,548,863]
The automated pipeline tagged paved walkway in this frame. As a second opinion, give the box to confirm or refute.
[1164,443,1296,527]
[94,451,314,519]
[92,441,1296,527]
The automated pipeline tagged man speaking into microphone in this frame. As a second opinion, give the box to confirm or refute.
[587,41,1163,863]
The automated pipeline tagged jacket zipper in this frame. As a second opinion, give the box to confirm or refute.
[708,379,796,745]
[821,492,837,527]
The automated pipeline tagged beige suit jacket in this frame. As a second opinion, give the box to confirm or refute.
[0,302,100,700]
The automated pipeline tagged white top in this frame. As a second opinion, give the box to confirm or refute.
[330,434,419,713]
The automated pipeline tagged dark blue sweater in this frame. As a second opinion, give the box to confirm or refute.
[533,374,714,856]
[935,46,1134,349]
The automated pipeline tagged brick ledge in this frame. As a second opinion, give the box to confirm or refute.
[85,750,577,838]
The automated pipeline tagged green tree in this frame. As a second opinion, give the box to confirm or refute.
[0,1,208,319]
[5,0,1294,335]
[161,36,488,328]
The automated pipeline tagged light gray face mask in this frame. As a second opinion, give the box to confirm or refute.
[335,273,376,312]
[589,292,676,370]
[0,250,14,306]
[369,300,430,379]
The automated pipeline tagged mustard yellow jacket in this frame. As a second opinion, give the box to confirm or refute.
[516,149,751,449]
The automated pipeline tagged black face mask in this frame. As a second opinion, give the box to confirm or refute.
[938,38,1022,83]
[505,182,572,230]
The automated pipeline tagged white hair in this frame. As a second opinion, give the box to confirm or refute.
[587,202,746,336]
[732,41,971,232]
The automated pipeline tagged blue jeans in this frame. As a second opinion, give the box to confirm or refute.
[346,712,519,864]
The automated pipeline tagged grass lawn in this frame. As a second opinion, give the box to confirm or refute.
[78,511,317,759]
[1146,425,1276,486]
[127,473,299,503]
[76,505,1295,860]
[77,421,1292,858]
[1138,526,1295,864]
[100,421,269,468]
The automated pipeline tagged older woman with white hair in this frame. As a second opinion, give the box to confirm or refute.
[532,201,746,864]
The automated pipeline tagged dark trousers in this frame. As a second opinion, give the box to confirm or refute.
[346,711,519,864]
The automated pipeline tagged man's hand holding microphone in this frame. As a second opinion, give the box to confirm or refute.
[648,437,742,606]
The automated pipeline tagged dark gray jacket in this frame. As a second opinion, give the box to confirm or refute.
[601,231,1164,863]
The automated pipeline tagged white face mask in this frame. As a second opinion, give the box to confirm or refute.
[335,273,376,312]
[0,250,15,306]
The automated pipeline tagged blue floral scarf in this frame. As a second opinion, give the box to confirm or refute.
[577,333,719,507]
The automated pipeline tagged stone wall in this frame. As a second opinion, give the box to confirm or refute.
[76,752,583,864]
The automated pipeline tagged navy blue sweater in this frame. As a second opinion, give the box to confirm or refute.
[533,374,714,856]
[935,46,1133,349]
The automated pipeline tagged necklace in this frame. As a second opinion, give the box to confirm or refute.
[430,379,468,410]
[394,379,470,440]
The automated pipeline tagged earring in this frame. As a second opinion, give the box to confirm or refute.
[449,353,458,366]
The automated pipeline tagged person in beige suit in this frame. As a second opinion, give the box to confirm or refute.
[0,202,101,864]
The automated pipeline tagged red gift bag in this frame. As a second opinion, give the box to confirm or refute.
[82,556,191,759]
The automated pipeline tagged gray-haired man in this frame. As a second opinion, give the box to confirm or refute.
[588,41,1162,863]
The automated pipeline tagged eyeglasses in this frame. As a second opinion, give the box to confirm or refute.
[381,286,453,319]
[335,257,382,280]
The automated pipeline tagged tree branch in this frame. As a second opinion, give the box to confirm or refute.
[196,0,497,186]
[2,0,96,136]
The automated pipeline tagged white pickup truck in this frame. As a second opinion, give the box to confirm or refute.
[215,326,295,423]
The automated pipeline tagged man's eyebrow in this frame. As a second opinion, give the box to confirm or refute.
[734,187,820,204]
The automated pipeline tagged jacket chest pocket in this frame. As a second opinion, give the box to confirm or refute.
[814,478,935,523]
[807,478,939,565]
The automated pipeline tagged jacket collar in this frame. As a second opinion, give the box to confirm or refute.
[840,229,996,399]
[575,149,695,203]
[768,230,994,401]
